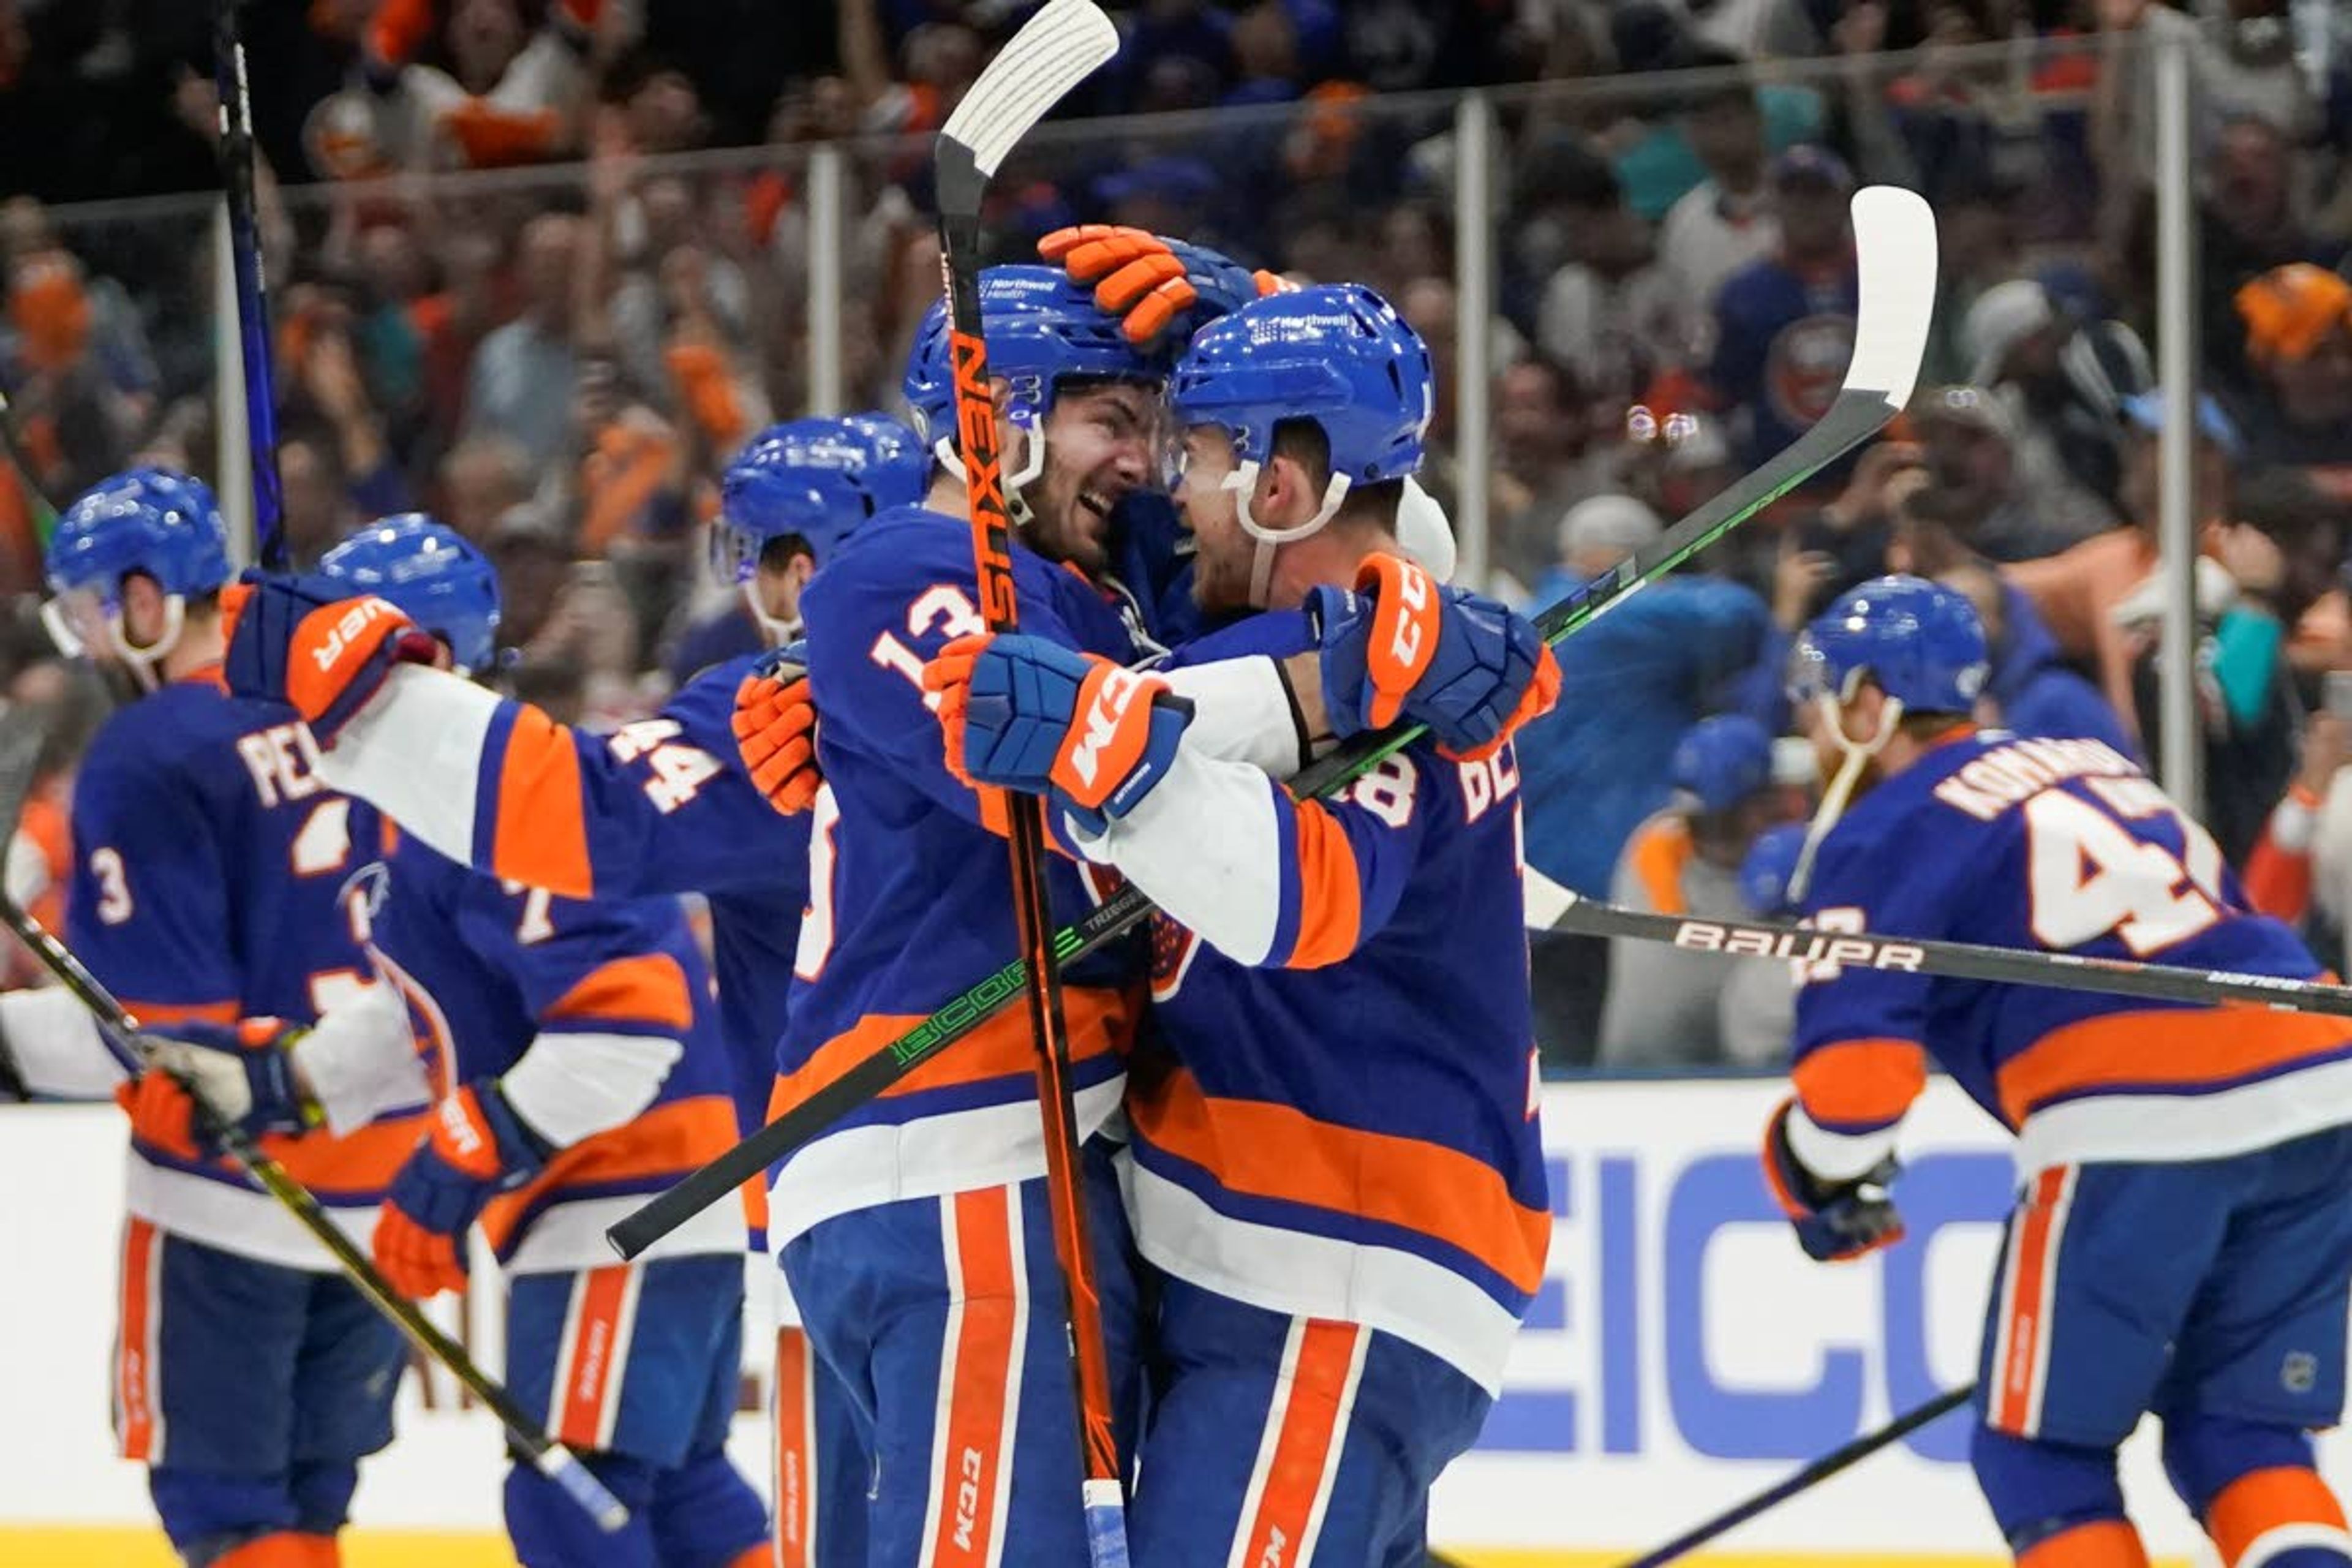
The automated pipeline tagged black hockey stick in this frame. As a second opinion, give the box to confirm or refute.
[605,187,1942,1262]
[932,4,1131,1559]
[213,0,288,568]
[1532,886,2352,1018]
[0,710,622,1528]
[1616,1384,1975,1567]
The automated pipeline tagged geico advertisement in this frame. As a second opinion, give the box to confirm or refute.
[0,1090,2332,1560]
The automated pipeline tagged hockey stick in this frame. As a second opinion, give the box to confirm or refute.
[1616,1383,1974,1567]
[1529,884,2352,1017]
[932,4,1130,1559]
[213,0,287,568]
[606,186,1939,1261]
[0,717,624,1529]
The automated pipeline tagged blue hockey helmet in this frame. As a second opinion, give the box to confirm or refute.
[1169,283,1433,489]
[713,412,929,586]
[318,515,503,676]
[901,265,1157,492]
[1669,714,1776,815]
[43,466,234,669]
[1789,575,1989,718]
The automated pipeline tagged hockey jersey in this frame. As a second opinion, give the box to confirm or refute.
[1086,613,1550,1396]
[1787,727,2352,1182]
[363,826,742,1271]
[312,652,807,1146]
[67,673,421,1270]
[772,505,1147,1248]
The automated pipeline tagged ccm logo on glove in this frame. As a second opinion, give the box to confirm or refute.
[1384,559,1431,671]
[1064,666,1153,793]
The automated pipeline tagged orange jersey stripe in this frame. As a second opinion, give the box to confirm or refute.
[1995,1007,2352,1128]
[116,1217,159,1463]
[2017,1519,2150,1568]
[929,1187,1019,1567]
[488,705,595,899]
[122,998,240,1027]
[767,984,1136,1125]
[480,1095,737,1253]
[1127,1060,1550,1296]
[1238,1320,1363,1562]
[556,1266,633,1449]
[1792,1038,1928,1130]
[1287,801,1364,970]
[546,952,696,1033]
[2207,1466,2348,1566]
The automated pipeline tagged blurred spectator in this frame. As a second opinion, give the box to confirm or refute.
[1776,437,1929,616]
[1488,356,1612,591]
[2009,389,2240,727]
[1596,715,1801,1070]
[462,211,584,470]
[1609,39,1828,223]
[1911,383,2105,564]
[437,434,533,541]
[484,504,572,656]
[335,0,603,173]
[2132,467,2348,864]
[1653,54,1779,314]
[2228,264,2352,483]
[1531,494,1659,608]
[2242,703,2352,962]
[1527,149,1695,419]
[2195,116,2335,384]
[1960,278,2135,533]
[1707,148,1858,473]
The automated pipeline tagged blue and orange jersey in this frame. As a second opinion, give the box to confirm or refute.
[1094,612,1548,1396]
[364,826,744,1271]
[1787,729,2352,1181]
[66,674,420,1270]
[773,505,1147,1248]
[312,653,806,1156]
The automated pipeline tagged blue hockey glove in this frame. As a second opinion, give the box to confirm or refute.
[1308,553,1561,760]
[219,573,444,741]
[1039,225,1286,347]
[925,632,1194,837]
[1763,1098,1905,1262]
[116,1018,317,1159]
[373,1080,550,1298]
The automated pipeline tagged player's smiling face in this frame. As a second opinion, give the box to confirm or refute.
[1174,423,1251,613]
[1023,381,1158,578]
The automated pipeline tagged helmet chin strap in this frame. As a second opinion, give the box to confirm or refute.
[1787,687,1905,907]
[930,413,1049,530]
[1224,461,1351,609]
[741,581,803,648]
[108,597,186,693]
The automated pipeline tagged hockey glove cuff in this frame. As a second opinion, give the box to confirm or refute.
[927,632,1193,838]
[220,575,445,742]
[733,643,821,816]
[1763,1098,1905,1262]
[1309,554,1560,756]
[374,1080,551,1298]
[116,1018,319,1160]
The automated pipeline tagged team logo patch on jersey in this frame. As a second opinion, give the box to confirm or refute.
[1150,913,1203,1003]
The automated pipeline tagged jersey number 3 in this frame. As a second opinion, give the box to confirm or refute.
[2025,777,2225,957]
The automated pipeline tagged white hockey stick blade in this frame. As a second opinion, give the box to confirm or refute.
[940,0,1118,186]
[1841,185,1937,407]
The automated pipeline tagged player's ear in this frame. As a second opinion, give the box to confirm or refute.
[118,571,167,646]
[1257,451,1309,529]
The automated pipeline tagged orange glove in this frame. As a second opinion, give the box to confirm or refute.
[732,652,821,815]
[1038,225,1285,347]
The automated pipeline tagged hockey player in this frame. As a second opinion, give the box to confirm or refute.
[1768,575,2352,1567]
[302,516,773,1568]
[928,282,1556,1565]
[215,419,926,1566]
[40,467,424,1568]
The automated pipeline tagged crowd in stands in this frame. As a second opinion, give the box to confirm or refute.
[7,0,2352,1067]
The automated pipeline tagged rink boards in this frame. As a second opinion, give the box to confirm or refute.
[0,1080,2282,1566]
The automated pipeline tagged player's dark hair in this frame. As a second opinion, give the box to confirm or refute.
[758,533,814,573]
